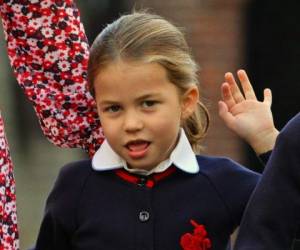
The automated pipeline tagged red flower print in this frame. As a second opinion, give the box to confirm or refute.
[180,220,212,250]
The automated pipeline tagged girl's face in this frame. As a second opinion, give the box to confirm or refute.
[94,61,198,171]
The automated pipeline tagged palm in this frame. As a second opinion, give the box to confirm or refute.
[227,100,274,142]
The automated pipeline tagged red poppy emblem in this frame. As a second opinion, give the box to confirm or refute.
[180,219,212,250]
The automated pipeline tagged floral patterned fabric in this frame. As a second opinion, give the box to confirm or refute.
[0,0,106,248]
[0,113,18,249]
[0,0,104,156]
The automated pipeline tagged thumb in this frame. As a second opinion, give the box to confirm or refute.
[218,101,235,128]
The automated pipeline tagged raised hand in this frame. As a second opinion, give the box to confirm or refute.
[218,69,279,155]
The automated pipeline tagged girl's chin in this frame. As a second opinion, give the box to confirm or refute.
[126,160,156,172]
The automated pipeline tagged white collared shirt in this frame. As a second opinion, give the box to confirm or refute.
[92,129,199,175]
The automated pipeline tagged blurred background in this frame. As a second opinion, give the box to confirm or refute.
[0,0,299,248]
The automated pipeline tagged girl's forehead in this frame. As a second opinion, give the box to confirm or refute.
[97,60,167,79]
[94,61,173,91]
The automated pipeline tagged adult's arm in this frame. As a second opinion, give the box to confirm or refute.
[0,111,19,249]
[234,112,300,250]
[0,0,104,156]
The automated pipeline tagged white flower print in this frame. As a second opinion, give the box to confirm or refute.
[55,34,66,43]
[0,138,5,148]
[45,51,60,63]
[14,240,20,249]
[11,4,22,13]
[72,67,82,76]
[41,16,52,27]
[1,164,8,174]
[58,61,71,72]
[41,0,52,8]
[81,42,89,52]
[66,7,74,16]
[5,204,12,215]
[50,127,59,136]
[41,27,54,38]
[2,225,8,234]
[29,18,43,30]
[0,186,5,196]
[27,38,37,47]
[58,50,69,60]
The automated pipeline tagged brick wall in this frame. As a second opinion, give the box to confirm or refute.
[134,0,249,163]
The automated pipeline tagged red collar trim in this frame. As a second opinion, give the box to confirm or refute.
[115,166,176,188]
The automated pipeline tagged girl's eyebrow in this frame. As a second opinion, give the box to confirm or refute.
[135,93,161,101]
[98,93,162,106]
[98,100,120,106]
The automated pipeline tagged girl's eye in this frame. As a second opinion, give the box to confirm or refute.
[105,105,121,113]
[142,100,157,108]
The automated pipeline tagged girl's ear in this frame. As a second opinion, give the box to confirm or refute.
[181,85,199,120]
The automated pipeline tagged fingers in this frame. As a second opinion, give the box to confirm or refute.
[237,69,257,100]
[224,72,244,103]
[218,101,235,128]
[223,69,257,103]
[263,88,272,106]
[221,69,271,111]
[221,82,236,110]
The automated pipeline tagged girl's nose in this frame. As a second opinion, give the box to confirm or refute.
[123,111,144,132]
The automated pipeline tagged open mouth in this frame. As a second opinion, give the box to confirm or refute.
[125,140,151,159]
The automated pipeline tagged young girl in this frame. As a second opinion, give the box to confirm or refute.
[0,1,279,249]
[33,11,278,250]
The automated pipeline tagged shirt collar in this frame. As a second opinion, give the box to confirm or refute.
[91,129,199,175]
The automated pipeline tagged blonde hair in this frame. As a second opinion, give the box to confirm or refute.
[88,11,209,152]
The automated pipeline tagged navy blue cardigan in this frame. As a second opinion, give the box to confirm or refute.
[35,155,260,250]
[234,112,300,250]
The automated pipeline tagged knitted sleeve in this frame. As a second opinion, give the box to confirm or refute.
[217,159,260,228]
[0,0,104,156]
[35,160,92,250]
[0,111,19,249]
[199,156,260,229]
